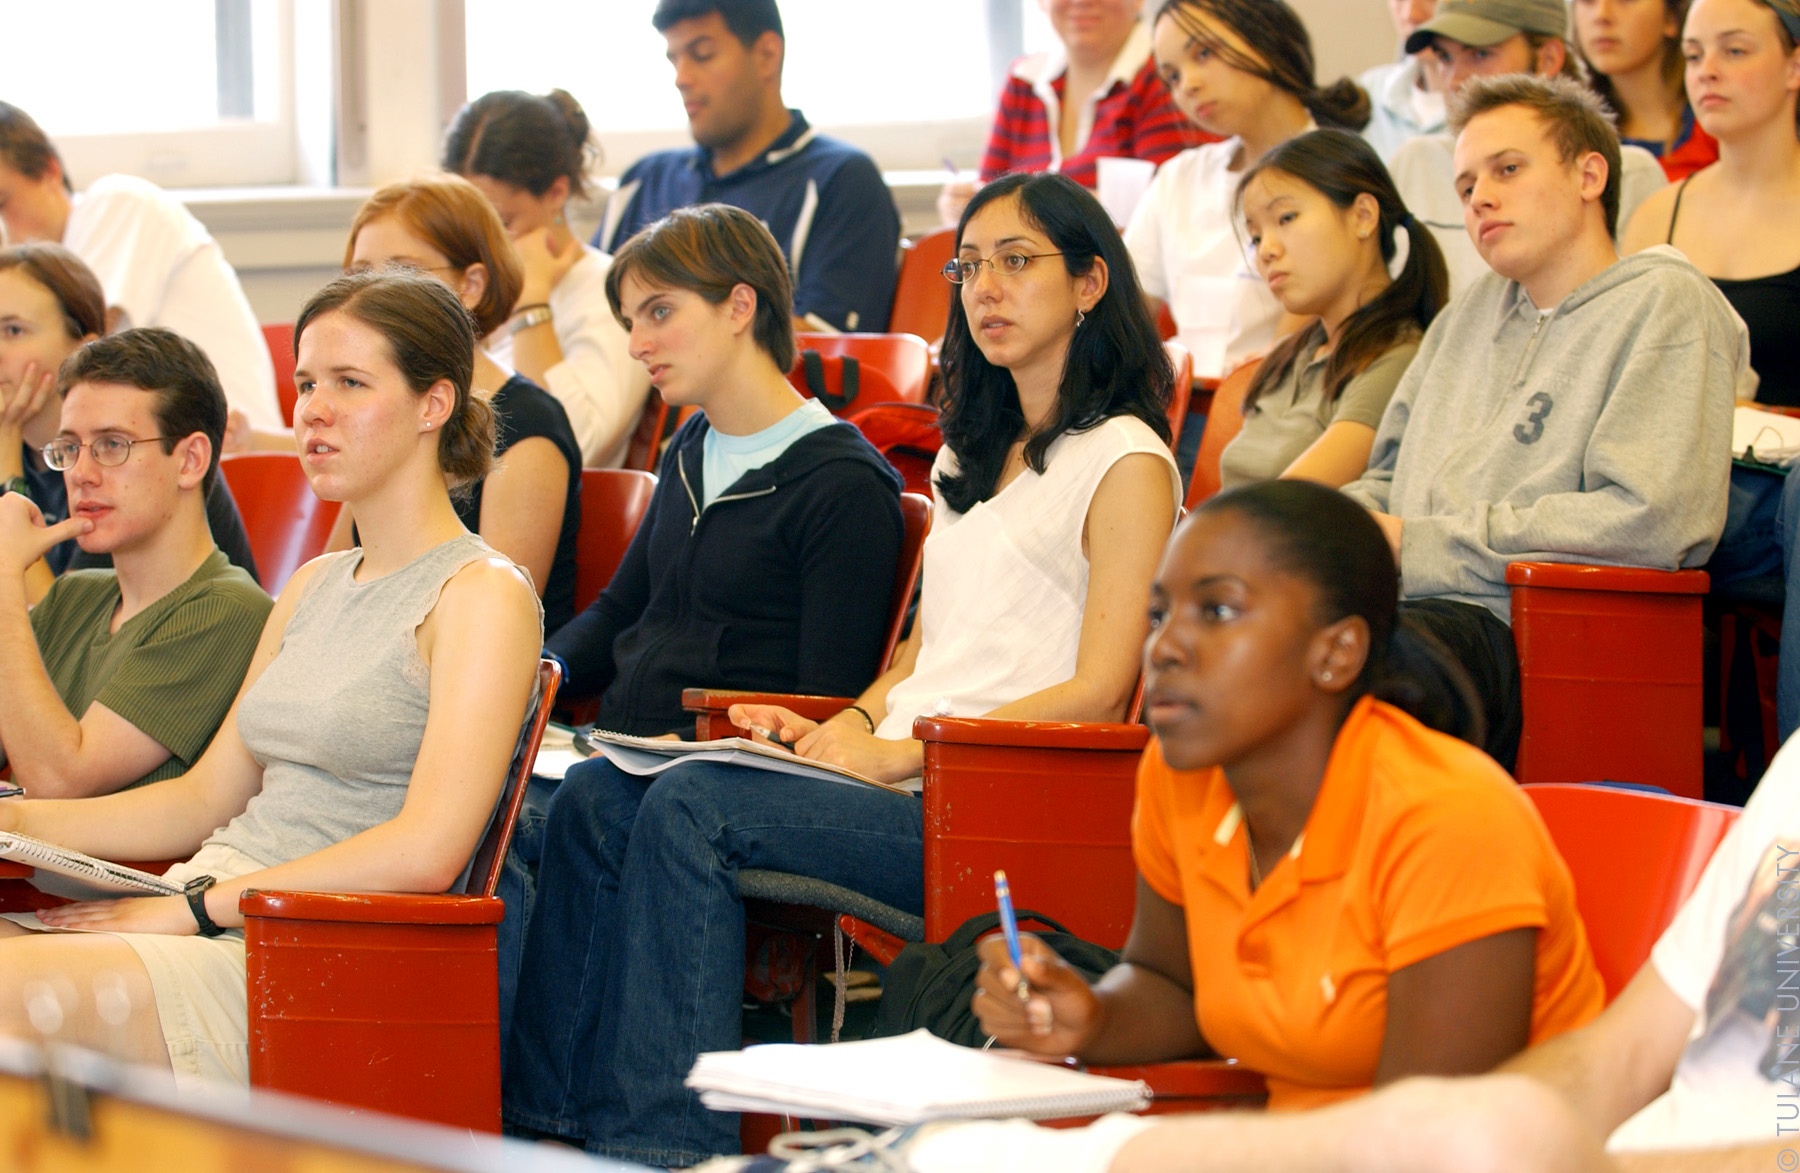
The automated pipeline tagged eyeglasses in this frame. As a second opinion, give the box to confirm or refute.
[942,251,1065,284]
[41,434,172,471]
[344,261,462,278]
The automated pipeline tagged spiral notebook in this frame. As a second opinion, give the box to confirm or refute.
[686,1029,1150,1125]
[0,832,182,900]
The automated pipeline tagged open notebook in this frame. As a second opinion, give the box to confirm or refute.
[686,1029,1150,1125]
[0,832,182,900]
[553,729,911,795]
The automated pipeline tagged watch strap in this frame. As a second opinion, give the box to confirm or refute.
[183,874,226,937]
[509,304,554,335]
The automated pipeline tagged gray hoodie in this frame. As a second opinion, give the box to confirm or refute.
[1341,246,1745,622]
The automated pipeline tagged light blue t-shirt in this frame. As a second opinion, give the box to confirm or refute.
[701,398,837,510]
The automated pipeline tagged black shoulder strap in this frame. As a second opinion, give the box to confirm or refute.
[801,349,858,412]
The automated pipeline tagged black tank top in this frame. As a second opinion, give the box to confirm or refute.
[1668,177,1800,406]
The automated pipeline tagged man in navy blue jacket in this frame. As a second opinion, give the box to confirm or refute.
[594,0,901,333]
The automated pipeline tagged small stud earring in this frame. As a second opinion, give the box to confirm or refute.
[1320,670,1333,683]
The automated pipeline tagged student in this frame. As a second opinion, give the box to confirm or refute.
[505,172,1182,1166]
[0,328,271,798]
[1575,0,1719,178]
[339,175,583,634]
[545,204,904,735]
[903,725,1800,1169]
[596,0,901,333]
[0,270,543,1092]
[1339,75,1742,770]
[1127,0,1369,384]
[1219,130,1447,490]
[0,103,280,430]
[0,243,258,602]
[1390,0,1671,292]
[975,481,1603,1109]
[1621,0,1800,740]
[443,88,651,468]
[938,0,1212,224]
[1360,0,1449,161]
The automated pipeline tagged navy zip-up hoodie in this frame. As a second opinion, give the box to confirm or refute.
[549,411,905,736]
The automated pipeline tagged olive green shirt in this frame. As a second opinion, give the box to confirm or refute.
[28,548,271,789]
[1218,334,1420,491]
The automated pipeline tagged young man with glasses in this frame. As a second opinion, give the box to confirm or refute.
[0,328,270,797]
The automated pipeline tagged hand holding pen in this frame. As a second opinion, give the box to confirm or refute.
[970,896,1104,1056]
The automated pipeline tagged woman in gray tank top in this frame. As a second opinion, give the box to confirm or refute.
[0,269,543,1090]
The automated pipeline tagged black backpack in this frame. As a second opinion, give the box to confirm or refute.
[870,910,1119,1047]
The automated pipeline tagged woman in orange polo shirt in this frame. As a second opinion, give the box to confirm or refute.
[974,479,1603,1109]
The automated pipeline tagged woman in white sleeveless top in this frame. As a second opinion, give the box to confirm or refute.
[502,172,1179,1165]
[0,270,543,1089]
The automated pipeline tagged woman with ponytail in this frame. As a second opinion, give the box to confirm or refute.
[1125,0,1369,478]
[337,175,584,634]
[1219,129,1446,489]
[974,479,1603,1110]
[444,89,650,468]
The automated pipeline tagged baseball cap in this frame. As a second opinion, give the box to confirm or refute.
[1404,0,1569,55]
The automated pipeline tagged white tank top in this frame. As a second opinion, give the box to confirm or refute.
[875,415,1179,771]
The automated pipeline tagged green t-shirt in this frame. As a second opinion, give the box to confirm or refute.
[28,548,272,789]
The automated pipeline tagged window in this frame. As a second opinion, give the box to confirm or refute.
[11,0,296,189]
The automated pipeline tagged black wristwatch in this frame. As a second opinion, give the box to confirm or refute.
[2,476,29,502]
[183,875,226,937]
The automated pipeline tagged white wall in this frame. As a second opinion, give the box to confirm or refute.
[1293,0,1404,85]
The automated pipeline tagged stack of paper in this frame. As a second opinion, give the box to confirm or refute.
[686,1029,1150,1125]
[1733,405,1800,467]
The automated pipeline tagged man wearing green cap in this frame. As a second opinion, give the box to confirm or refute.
[1388,0,1669,292]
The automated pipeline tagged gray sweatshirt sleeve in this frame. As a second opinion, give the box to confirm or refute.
[1339,328,1436,513]
[1397,311,1740,597]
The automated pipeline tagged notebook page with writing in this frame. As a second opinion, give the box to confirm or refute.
[581,731,911,795]
[0,832,182,900]
[687,1029,1150,1125]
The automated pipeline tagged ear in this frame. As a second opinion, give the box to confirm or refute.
[41,155,65,194]
[1576,149,1609,209]
[545,175,571,210]
[1350,192,1382,241]
[754,30,785,82]
[457,262,489,314]
[419,378,456,435]
[727,282,760,338]
[1533,36,1568,79]
[1076,255,1111,314]
[174,432,212,492]
[1309,615,1372,694]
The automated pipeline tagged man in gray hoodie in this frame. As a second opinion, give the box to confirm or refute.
[1341,74,1744,769]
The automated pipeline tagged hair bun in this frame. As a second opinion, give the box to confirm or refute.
[1310,77,1372,132]
[546,88,591,147]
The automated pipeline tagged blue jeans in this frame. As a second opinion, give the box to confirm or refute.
[502,757,925,1168]
[496,775,558,1067]
[1708,464,1800,741]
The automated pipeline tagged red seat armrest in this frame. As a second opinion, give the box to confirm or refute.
[682,689,855,740]
[912,716,1151,752]
[239,889,502,926]
[1504,561,1709,594]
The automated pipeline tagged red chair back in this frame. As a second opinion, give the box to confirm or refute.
[879,494,933,671]
[574,469,658,614]
[464,658,563,897]
[789,332,932,414]
[1163,341,1193,451]
[1523,782,1737,1001]
[1186,360,1258,509]
[847,401,942,498]
[262,323,297,426]
[1507,563,1709,798]
[624,389,670,473]
[220,453,342,596]
[890,227,956,342]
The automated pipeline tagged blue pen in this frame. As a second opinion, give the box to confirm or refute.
[994,869,1030,1003]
